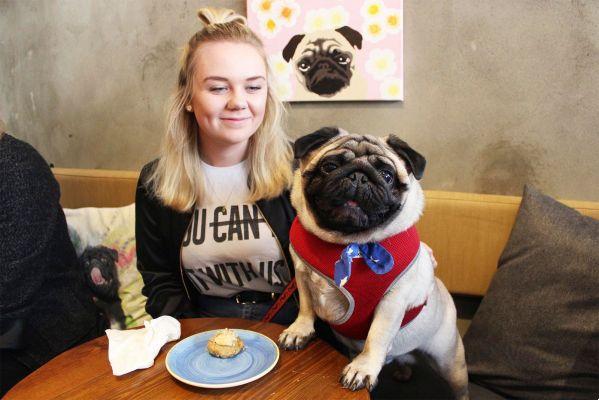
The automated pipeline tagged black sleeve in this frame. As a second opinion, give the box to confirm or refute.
[135,163,194,318]
[0,138,57,348]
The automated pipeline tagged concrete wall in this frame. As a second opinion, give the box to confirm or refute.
[1,0,598,201]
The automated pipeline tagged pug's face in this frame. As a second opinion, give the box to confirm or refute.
[292,127,426,242]
[80,245,120,300]
[282,27,363,97]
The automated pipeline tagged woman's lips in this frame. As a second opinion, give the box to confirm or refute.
[220,117,251,126]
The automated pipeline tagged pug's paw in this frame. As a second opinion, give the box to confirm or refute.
[340,354,382,391]
[278,319,315,350]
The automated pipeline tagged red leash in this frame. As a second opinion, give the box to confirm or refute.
[262,277,297,322]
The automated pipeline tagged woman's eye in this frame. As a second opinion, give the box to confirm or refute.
[379,170,394,183]
[321,162,338,173]
[209,86,227,93]
[246,85,262,92]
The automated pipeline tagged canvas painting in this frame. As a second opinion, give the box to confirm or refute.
[247,0,404,102]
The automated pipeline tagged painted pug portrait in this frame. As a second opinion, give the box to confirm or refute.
[282,26,366,99]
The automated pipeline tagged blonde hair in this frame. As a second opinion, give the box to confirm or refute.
[147,7,292,212]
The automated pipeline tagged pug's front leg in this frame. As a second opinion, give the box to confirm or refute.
[340,293,408,391]
[279,255,316,350]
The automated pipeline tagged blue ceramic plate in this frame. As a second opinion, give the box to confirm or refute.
[165,329,279,388]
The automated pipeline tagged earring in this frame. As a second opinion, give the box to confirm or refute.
[185,105,192,112]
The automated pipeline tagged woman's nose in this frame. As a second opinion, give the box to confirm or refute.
[227,89,248,110]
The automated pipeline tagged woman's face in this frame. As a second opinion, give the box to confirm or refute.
[190,41,268,162]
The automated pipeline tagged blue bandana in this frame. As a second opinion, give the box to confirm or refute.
[334,243,394,287]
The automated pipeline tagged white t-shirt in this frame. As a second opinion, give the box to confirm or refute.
[181,160,290,298]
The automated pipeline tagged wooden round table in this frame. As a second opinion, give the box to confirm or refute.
[5,318,369,400]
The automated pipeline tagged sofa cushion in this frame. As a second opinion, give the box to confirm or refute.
[64,204,150,329]
[463,185,599,399]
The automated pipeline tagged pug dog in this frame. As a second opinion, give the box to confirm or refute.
[279,127,468,399]
[80,246,126,329]
[282,27,367,100]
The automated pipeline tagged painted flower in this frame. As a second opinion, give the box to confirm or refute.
[267,53,293,100]
[380,77,403,100]
[329,5,350,29]
[383,7,402,33]
[259,15,282,38]
[365,48,397,80]
[361,0,386,20]
[268,54,292,78]
[304,8,331,32]
[273,0,300,27]
[251,0,276,16]
[304,6,352,32]
[272,78,293,100]
[362,17,387,42]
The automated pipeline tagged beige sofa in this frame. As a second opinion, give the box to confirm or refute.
[54,167,599,398]
[53,167,599,299]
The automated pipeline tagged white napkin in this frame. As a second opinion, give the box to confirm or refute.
[106,316,181,376]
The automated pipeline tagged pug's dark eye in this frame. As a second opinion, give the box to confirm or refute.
[321,162,338,173]
[337,55,350,65]
[298,59,311,72]
[379,169,394,184]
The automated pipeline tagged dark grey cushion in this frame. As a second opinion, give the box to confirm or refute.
[463,185,599,399]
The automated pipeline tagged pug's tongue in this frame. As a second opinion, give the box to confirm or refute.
[91,267,107,285]
[345,200,359,207]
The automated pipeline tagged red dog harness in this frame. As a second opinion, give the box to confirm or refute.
[290,218,426,340]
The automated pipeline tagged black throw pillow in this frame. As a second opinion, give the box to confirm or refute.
[463,185,599,399]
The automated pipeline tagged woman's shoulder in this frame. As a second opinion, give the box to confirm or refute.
[136,159,185,216]
[136,159,160,203]
[139,158,159,180]
[0,135,60,252]
[1,134,57,197]
[137,158,162,193]
[1,134,51,172]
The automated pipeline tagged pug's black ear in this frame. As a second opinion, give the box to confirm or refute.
[386,135,426,180]
[294,127,341,160]
[282,33,305,62]
[335,26,363,50]
[107,247,118,262]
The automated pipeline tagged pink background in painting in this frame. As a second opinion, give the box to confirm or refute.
[247,0,403,101]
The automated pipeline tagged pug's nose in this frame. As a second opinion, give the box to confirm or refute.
[318,62,332,71]
[349,172,368,184]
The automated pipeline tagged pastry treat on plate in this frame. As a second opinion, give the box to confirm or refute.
[207,329,245,358]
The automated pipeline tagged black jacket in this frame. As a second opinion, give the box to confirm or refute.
[0,134,103,368]
[135,160,296,318]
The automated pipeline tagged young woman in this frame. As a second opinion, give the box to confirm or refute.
[136,8,297,325]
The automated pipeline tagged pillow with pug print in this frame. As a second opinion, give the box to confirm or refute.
[65,204,151,329]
